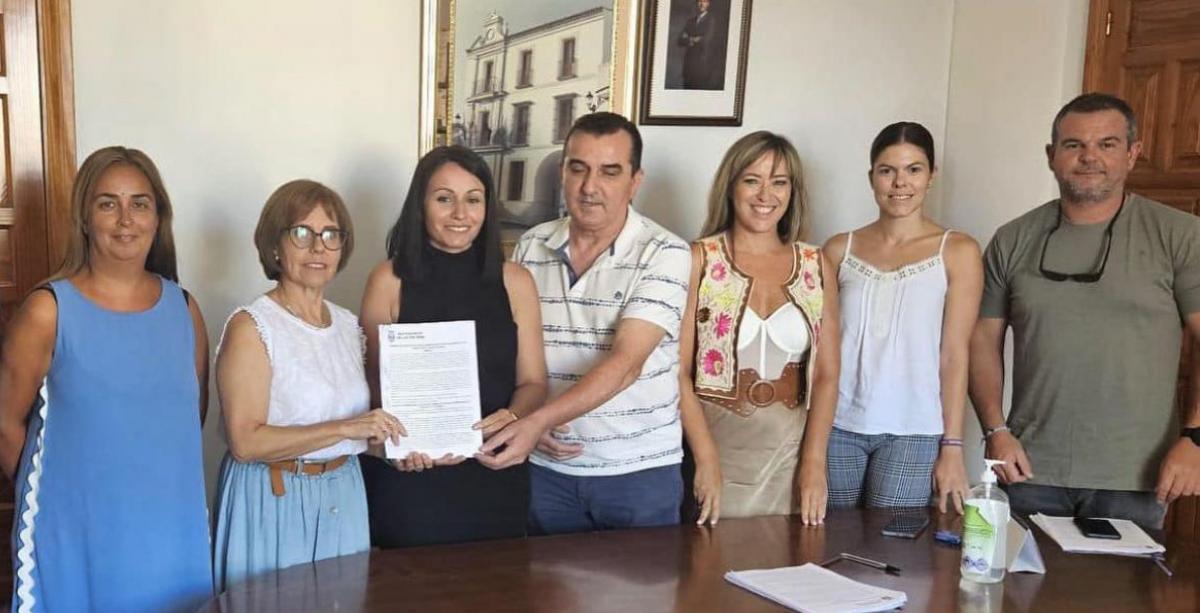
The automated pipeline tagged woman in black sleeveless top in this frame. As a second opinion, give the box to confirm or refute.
[358,146,547,547]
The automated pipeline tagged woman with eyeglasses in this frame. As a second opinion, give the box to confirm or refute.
[822,122,982,514]
[357,146,547,547]
[212,180,405,590]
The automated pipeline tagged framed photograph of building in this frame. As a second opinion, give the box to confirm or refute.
[420,0,641,241]
[637,0,753,126]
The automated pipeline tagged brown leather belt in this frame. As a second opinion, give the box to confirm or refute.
[266,455,350,497]
[705,360,807,417]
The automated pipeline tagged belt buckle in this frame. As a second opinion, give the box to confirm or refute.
[747,379,776,407]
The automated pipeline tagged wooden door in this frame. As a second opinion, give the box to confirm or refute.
[1084,0,1200,542]
[0,0,75,600]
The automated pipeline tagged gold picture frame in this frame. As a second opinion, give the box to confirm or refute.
[420,0,643,153]
[418,1,644,242]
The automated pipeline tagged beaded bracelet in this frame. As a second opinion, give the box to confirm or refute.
[982,424,1011,440]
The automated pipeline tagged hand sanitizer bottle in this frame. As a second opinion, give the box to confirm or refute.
[961,459,1009,583]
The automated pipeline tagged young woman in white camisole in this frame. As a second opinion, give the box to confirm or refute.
[822,122,982,514]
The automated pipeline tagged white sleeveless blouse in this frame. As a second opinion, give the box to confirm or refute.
[834,231,950,435]
[225,295,370,459]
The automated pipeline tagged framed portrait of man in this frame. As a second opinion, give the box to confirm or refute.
[637,0,753,125]
[419,0,642,241]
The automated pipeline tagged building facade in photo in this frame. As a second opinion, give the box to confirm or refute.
[453,8,614,239]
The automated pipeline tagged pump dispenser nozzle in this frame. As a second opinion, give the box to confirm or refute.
[981,459,1006,484]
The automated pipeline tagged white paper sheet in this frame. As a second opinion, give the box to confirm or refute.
[379,321,482,459]
[724,563,907,613]
[1030,513,1165,556]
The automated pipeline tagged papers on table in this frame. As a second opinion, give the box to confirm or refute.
[1029,513,1165,556]
[724,563,906,613]
[378,321,482,459]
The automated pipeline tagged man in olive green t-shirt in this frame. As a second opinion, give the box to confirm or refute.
[969,93,1200,530]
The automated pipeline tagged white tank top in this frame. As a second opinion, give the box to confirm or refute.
[223,295,370,459]
[834,230,950,435]
[736,303,811,380]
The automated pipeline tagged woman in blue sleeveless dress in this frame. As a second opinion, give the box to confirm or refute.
[0,147,213,612]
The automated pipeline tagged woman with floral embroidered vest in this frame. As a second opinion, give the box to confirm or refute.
[679,131,842,525]
[822,122,982,513]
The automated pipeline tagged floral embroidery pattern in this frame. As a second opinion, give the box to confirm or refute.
[714,313,732,338]
[802,270,817,290]
[702,349,725,376]
[710,262,728,281]
[694,236,824,399]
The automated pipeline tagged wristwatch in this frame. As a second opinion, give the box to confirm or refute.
[1182,427,1200,446]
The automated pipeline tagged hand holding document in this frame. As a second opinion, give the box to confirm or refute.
[724,563,907,613]
[379,321,482,460]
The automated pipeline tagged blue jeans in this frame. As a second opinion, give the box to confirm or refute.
[1003,482,1167,531]
[528,463,683,535]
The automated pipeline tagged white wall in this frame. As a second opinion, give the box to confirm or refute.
[941,0,1088,478]
[72,0,421,498]
[640,0,956,242]
[71,0,1089,494]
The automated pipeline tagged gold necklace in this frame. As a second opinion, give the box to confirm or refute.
[273,290,328,327]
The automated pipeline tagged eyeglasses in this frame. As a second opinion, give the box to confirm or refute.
[1038,199,1124,283]
[283,225,347,251]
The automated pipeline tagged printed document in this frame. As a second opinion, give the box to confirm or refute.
[379,321,482,459]
[724,563,906,613]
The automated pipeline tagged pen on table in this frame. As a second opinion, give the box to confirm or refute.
[842,553,902,575]
[1151,554,1173,578]
[822,552,901,575]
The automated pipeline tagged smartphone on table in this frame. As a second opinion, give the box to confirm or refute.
[882,508,930,539]
[1073,517,1121,539]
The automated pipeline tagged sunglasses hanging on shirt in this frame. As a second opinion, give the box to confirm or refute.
[1037,197,1126,283]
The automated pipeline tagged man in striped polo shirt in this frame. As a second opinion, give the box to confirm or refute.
[481,112,691,534]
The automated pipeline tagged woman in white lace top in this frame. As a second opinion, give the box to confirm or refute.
[211,180,405,590]
[822,122,982,514]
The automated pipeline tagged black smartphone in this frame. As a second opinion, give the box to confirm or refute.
[882,509,930,539]
[1074,517,1121,539]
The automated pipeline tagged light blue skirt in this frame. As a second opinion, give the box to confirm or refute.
[212,453,370,592]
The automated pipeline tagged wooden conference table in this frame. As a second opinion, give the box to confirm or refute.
[202,509,1199,612]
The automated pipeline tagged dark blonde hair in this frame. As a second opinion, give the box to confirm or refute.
[253,179,355,281]
[53,146,179,281]
[699,131,808,242]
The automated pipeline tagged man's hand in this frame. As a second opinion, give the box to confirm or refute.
[1156,437,1200,504]
[933,446,969,514]
[535,424,584,460]
[985,431,1034,484]
[475,418,582,470]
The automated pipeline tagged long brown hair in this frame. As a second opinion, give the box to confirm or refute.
[52,146,179,282]
[699,131,808,243]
